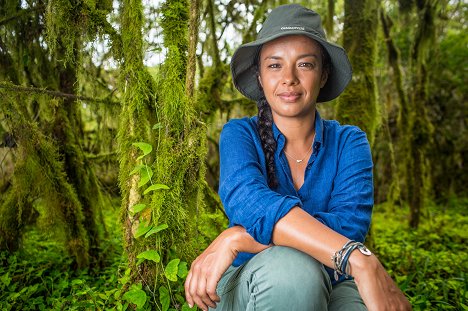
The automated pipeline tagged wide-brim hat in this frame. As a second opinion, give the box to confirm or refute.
[230,4,352,103]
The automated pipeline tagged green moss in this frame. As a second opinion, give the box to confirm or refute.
[45,0,114,65]
[0,91,91,267]
[336,0,380,145]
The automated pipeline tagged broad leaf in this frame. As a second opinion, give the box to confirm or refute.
[144,184,169,194]
[182,302,197,311]
[122,287,147,309]
[134,222,152,239]
[177,261,188,279]
[138,166,153,188]
[131,203,147,215]
[152,123,162,130]
[136,250,160,263]
[129,164,145,176]
[159,286,170,311]
[144,223,168,238]
[165,259,180,282]
[132,142,153,160]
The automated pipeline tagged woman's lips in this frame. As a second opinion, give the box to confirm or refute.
[277,91,301,102]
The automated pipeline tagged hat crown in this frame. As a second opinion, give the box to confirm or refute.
[257,4,326,41]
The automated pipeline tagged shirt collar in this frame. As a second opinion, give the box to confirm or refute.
[272,110,324,149]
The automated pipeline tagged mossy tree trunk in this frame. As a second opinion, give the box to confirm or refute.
[325,0,335,37]
[152,0,206,274]
[380,0,437,228]
[406,0,437,228]
[52,43,106,265]
[337,0,380,145]
[117,0,157,284]
[117,0,207,305]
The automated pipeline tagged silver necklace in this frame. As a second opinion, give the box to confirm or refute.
[284,143,313,163]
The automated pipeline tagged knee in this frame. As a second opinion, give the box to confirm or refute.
[250,246,330,305]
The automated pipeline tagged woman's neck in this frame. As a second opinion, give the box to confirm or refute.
[273,110,316,149]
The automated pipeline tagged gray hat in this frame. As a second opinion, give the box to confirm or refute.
[230,4,352,103]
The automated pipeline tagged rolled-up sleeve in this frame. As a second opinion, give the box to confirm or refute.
[218,120,302,245]
[313,128,373,242]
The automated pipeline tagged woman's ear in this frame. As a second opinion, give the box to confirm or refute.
[258,75,263,88]
[320,70,328,88]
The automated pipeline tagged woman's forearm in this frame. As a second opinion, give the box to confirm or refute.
[232,206,368,274]
[272,207,370,274]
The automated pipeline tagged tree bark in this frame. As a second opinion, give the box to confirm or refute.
[336,0,380,145]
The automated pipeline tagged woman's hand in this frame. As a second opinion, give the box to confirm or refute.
[184,226,270,310]
[351,252,412,311]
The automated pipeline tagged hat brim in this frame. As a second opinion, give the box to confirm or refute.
[230,30,352,103]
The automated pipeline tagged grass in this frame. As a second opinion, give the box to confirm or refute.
[0,198,466,310]
[372,199,468,310]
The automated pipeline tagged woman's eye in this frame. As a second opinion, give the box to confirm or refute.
[267,63,281,69]
[299,62,315,69]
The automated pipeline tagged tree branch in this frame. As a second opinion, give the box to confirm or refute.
[0,82,119,105]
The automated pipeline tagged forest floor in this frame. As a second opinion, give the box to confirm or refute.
[0,198,466,310]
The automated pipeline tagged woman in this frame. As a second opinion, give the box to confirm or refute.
[185,4,411,311]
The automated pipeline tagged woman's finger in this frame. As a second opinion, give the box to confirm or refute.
[206,271,221,303]
[184,270,194,307]
[196,266,217,309]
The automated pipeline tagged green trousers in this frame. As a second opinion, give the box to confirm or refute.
[211,246,367,311]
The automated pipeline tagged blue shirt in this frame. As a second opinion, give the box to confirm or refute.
[218,111,373,282]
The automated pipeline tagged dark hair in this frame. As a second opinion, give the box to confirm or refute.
[255,39,331,189]
[257,97,278,188]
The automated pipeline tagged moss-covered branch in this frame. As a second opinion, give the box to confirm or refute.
[0,82,118,104]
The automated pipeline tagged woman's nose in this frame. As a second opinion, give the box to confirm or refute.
[282,67,299,85]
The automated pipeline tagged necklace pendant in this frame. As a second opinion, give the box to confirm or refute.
[296,159,303,163]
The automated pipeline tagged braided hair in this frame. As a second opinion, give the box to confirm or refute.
[257,97,278,188]
[255,41,331,189]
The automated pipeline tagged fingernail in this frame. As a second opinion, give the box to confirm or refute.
[188,304,193,308]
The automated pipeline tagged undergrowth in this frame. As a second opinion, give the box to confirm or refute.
[372,199,468,310]
[0,198,466,310]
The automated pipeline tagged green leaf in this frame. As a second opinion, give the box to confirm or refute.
[134,222,152,239]
[144,223,168,238]
[159,286,170,311]
[132,142,153,160]
[71,279,84,286]
[131,203,147,215]
[177,261,188,279]
[122,287,147,309]
[98,293,108,300]
[152,123,162,130]
[129,164,145,175]
[1,272,11,286]
[165,259,180,282]
[144,184,169,194]
[138,166,153,188]
[136,250,160,263]
[182,302,197,311]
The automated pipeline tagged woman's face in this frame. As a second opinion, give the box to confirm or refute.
[258,35,328,120]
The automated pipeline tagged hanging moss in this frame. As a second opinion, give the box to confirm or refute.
[0,91,91,267]
[45,0,115,65]
[1,0,110,267]
[336,0,380,146]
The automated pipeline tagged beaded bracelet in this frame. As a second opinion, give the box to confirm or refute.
[332,240,372,281]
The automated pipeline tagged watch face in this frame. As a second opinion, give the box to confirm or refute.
[359,246,372,256]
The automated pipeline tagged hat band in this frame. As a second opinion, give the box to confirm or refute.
[258,26,326,41]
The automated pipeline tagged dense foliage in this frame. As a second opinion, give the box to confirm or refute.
[0,200,466,310]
